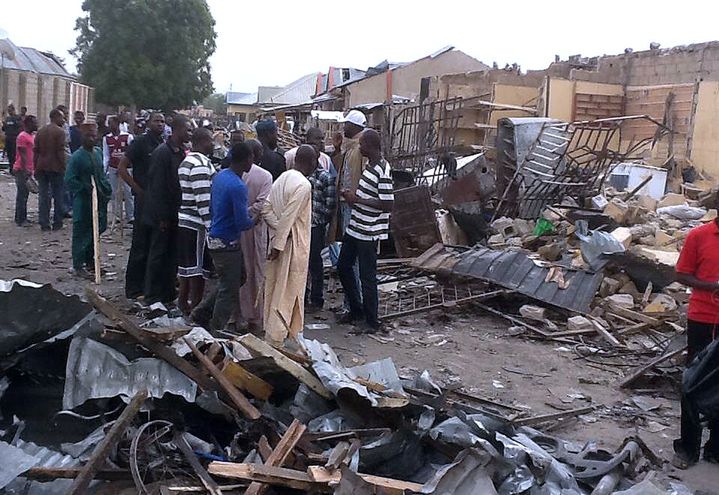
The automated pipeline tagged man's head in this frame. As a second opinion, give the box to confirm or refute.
[229,142,254,175]
[49,108,65,126]
[170,115,191,145]
[147,112,165,136]
[80,123,98,149]
[74,111,85,126]
[340,109,366,139]
[294,144,317,177]
[56,104,67,115]
[120,111,131,123]
[305,127,325,156]
[359,128,381,159]
[20,106,27,116]
[192,127,214,156]
[23,115,38,133]
[247,139,263,164]
[332,131,342,151]
[256,119,278,149]
[7,104,16,116]
[96,113,107,128]
[108,115,120,134]
[230,130,245,146]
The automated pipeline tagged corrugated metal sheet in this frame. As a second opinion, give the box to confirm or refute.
[0,39,71,77]
[266,73,321,105]
[226,91,257,105]
[413,244,602,313]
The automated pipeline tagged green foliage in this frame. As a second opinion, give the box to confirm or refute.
[72,0,216,110]
[202,93,227,115]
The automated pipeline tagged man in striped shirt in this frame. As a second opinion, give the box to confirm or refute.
[177,128,216,315]
[337,129,394,333]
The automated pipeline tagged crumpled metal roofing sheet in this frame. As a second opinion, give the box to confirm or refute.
[413,245,601,313]
[63,337,197,409]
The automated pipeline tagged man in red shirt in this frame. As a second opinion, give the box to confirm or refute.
[673,214,719,467]
[103,116,134,223]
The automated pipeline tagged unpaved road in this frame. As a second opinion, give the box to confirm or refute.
[0,170,717,493]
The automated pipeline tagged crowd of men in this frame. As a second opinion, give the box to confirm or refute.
[3,103,394,345]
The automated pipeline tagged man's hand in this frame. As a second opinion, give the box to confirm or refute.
[268,248,280,261]
[341,189,357,205]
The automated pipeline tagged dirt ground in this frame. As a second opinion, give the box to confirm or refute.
[0,170,718,493]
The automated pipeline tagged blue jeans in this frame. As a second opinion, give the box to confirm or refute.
[36,170,65,229]
[108,167,134,221]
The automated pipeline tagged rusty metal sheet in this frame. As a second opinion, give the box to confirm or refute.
[413,245,601,313]
[390,186,442,258]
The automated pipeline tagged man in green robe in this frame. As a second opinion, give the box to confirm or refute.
[65,123,112,279]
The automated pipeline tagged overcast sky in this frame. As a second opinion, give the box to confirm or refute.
[2,0,718,95]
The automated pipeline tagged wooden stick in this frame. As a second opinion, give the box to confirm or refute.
[68,389,148,494]
[221,359,273,401]
[184,338,261,420]
[91,176,101,285]
[245,419,307,495]
[85,288,217,392]
[622,174,653,201]
[208,463,322,492]
[175,432,223,495]
[619,345,687,389]
[512,404,596,427]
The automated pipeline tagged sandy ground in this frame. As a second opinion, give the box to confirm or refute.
[0,169,717,493]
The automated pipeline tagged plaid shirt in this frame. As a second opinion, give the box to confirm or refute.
[308,165,337,227]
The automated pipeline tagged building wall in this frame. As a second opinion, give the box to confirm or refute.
[545,79,624,121]
[227,103,258,122]
[688,81,719,176]
[347,50,488,107]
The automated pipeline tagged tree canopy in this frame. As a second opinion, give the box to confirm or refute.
[201,93,227,115]
[73,0,217,110]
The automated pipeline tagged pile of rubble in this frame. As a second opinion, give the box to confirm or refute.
[0,280,694,494]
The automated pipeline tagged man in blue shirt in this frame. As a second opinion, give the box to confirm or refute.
[191,142,254,333]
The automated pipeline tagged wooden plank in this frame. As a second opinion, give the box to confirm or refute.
[245,419,307,495]
[23,468,129,481]
[619,346,687,389]
[221,359,273,401]
[257,435,272,462]
[325,441,351,470]
[606,304,661,325]
[175,432,223,495]
[308,466,424,494]
[588,317,623,347]
[85,288,217,392]
[238,334,331,399]
[208,463,323,492]
[185,338,261,420]
[68,389,148,494]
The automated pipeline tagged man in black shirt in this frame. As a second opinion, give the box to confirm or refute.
[256,119,285,181]
[2,104,22,173]
[142,115,191,305]
[119,113,165,299]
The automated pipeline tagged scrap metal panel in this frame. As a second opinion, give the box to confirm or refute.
[390,186,442,258]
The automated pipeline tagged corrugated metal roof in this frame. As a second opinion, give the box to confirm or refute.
[0,38,72,77]
[412,244,602,313]
[265,73,320,106]
[226,91,257,105]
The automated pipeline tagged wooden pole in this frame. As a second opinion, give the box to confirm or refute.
[68,389,148,494]
[91,175,101,284]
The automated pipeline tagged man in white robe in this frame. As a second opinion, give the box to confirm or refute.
[261,145,315,345]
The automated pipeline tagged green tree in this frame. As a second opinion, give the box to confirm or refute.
[72,0,216,110]
[201,93,227,115]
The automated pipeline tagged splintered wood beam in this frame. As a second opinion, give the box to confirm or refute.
[221,359,273,401]
[184,338,261,420]
[237,334,331,399]
[245,419,307,495]
[208,463,323,492]
[85,288,217,392]
[68,389,148,495]
[619,345,687,389]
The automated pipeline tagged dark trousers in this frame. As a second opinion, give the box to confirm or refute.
[36,170,65,229]
[308,225,326,306]
[675,320,719,462]
[5,137,16,169]
[194,248,245,332]
[14,170,29,225]
[337,234,379,328]
[125,198,152,298]
[144,224,178,304]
